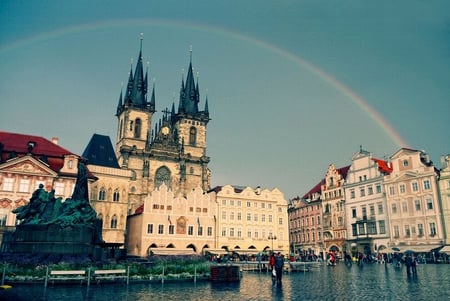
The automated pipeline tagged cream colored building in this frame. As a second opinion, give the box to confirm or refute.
[438,155,450,245]
[384,148,444,252]
[209,185,289,256]
[0,132,82,228]
[126,184,215,257]
[83,134,133,246]
[344,148,392,256]
[87,164,132,244]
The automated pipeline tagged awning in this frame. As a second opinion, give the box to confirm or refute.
[439,245,450,255]
[149,248,196,256]
[203,248,229,255]
[394,245,442,253]
[231,249,259,255]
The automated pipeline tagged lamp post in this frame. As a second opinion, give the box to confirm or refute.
[268,233,277,252]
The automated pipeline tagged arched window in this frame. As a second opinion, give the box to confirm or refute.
[134,118,141,138]
[110,215,117,229]
[155,166,171,189]
[189,127,196,146]
[98,188,106,201]
[113,189,120,202]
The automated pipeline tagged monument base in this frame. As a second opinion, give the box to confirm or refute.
[7,224,97,255]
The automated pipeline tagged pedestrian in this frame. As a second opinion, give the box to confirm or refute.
[274,252,284,283]
[405,254,413,275]
[269,252,276,283]
[411,255,417,275]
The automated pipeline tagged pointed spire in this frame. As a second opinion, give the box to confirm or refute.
[204,94,209,115]
[125,62,134,104]
[116,87,123,116]
[131,34,146,105]
[180,46,199,114]
[150,79,156,108]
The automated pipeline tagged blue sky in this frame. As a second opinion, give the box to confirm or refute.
[1,0,449,199]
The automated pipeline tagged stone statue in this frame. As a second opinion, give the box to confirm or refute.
[13,162,98,227]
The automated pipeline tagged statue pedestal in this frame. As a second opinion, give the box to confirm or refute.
[9,224,96,255]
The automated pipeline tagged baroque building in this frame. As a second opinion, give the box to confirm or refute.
[209,185,290,256]
[344,147,392,257]
[438,155,450,246]
[384,148,444,252]
[0,132,94,245]
[321,164,349,259]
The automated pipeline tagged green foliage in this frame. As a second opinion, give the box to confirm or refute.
[0,256,212,282]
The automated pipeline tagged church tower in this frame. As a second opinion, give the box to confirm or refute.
[115,38,210,211]
[115,36,155,164]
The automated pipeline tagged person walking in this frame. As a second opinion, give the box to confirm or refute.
[411,255,417,275]
[274,252,284,284]
[269,252,276,283]
[405,254,413,275]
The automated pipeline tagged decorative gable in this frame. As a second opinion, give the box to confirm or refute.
[0,156,57,177]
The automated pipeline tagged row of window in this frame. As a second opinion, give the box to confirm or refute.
[349,184,382,199]
[351,220,386,236]
[291,230,326,244]
[392,223,437,237]
[221,211,275,223]
[152,204,208,213]
[351,203,384,219]
[391,198,434,214]
[94,188,120,202]
[388,180,431,196]
[147,224,213,236]
[221,228,281,240]
[220,199,274,209]
[1,178,69,196]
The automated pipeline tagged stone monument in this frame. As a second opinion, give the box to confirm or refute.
[6,162,104,256]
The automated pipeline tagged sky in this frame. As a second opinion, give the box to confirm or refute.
[1,0,449,199]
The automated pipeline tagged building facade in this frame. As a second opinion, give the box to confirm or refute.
[126,184,215,257]
[0,132,94,246]
[384,148,444,252]
[83,134,133,246]
[438,155,450,246]
[321,164,349,258]
[210,185,290,256]
[114,40,210,218]
[288,183,323,259]
[344,148,392,257]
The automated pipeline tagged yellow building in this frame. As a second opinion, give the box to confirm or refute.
[126,184,215,257]
[209,185,290,256]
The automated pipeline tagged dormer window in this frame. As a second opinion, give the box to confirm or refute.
[403,160,409,167]
[27,141,36,153]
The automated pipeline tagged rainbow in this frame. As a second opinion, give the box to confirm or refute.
[0,18,409,148]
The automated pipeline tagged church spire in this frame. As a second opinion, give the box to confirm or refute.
[117,34,155,114]
[178,46,199,115]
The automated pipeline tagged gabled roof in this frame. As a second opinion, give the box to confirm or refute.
[0,131,75,172]
[82,134,120,168]
[337,165,351,179]
[0,131,74,157]
[301,179,325,200]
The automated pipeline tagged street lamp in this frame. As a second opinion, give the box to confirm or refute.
[268,233,277,252]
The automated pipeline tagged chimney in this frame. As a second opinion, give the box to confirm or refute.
[52,137,59,145]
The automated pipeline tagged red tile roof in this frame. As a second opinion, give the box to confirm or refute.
[0,131,76,173]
